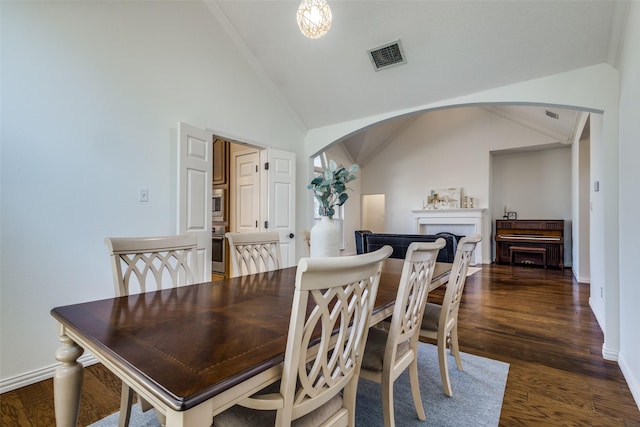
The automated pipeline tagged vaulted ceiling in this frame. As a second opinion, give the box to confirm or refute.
[210,0,627,163]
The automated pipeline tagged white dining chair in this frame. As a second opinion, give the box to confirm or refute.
[225,231,282,277]
[360,239,445,427]
[419,234,482,397]
[213,246,393,426]
[104,234,200,427]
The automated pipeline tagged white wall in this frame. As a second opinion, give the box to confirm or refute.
[617,1,640,409]
[0,1,305,388]
[360,106,561,264]
[491,148,572,221]
[571,118,591,284]
[587,114,608,338]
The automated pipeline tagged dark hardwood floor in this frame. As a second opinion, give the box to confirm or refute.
[2,264,639,426]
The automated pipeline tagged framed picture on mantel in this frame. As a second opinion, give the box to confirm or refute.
[507,211,518,220]
[425,187,461,209]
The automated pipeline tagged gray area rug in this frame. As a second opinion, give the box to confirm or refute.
[90,342,508,426]
[356,343,508,426]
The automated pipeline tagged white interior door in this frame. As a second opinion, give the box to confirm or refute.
[264,148,296,267]
[233,150,260,233]
[177,122,212,281]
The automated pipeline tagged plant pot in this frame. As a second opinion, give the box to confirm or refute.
[310,216,340,257]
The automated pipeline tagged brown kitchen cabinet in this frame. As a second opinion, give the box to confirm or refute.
[212,137,229,185]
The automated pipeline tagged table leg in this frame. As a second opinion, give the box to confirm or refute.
[54,331,84,427]
[166,400,213,426]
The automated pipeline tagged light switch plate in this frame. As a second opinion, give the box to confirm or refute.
[139,187,149,202]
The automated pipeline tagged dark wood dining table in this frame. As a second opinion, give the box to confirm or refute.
[50,258,451,427]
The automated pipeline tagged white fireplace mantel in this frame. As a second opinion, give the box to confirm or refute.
[411,208,489,265]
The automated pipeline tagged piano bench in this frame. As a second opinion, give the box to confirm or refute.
[510,246,547,268]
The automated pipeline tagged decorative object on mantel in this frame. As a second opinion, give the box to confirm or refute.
[297,0,332,39]
[308,160,358,257]
[424,187,462,210]
[507,211,518,220]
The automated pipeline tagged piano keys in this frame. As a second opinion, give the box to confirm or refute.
[495,220,564,268]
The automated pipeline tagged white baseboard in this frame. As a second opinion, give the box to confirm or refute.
[602,343,619,361]
[575,275,591,284]
[0,354,97,394]
[589,297,605,333]
[571,267,590,284]
[618,351,640,411]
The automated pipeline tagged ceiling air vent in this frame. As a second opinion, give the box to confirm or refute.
[545,109,559,120]
[367,40,406,71]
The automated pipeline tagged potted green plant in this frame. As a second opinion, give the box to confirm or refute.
[307,160,358,256]
[308,160,358,218]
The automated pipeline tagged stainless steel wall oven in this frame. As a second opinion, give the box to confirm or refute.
[212,226,226,274]
[212,189,224,222]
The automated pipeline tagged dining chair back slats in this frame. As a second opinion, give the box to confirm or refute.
[105,235,199,296]
[225,232,282,277]
[419,234,481,397]
[442,243,475,330]
[360,239,445,427]
[104,234,199,427]
[214,246,393,426]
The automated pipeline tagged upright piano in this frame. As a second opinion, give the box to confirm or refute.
[495,219,564,268]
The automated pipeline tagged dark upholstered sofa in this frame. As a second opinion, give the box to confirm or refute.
[354,230,460,263]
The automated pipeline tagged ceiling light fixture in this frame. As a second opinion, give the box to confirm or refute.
[297,0,332,39]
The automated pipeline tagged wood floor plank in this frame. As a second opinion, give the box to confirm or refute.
[446,264,640,426]
[13,382,56,427]
[0,390,32,427]
[77,362,122,426]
